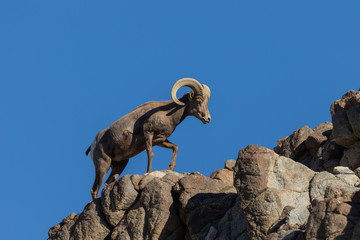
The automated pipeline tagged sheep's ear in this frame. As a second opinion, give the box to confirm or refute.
[189,90,195,100]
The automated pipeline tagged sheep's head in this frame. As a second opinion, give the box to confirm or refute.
[171,78,211,124]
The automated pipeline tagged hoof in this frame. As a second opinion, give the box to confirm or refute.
[90,189,98,200]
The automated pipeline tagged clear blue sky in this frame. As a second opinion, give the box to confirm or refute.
[1,1,359,239]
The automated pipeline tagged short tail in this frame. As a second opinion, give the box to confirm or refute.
[85,145,91,156]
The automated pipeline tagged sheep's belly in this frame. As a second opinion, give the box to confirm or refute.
[111,141,146,162]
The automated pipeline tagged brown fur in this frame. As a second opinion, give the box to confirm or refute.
[87,92,211,199]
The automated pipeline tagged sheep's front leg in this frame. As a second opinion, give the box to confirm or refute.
[145,132,154,173]
[159,139,178,171]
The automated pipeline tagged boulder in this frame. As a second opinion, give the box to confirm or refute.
[274,126,313,161]
[322,139,345,172]
[305,198,360,240]
[355,167,360,179]
[214,197,248,240]
[309,171,359,202]
[332,166,354,174]
[101,175,138,227]
[48,213,77,240]
[340,141,360,170]
[274,125,327,171]
[322,139,344,163]
[210,169,234,185]
[110,172,185,240]
[234,145,315,239]
[49,199,111,240]
[305,122,332,157]
[347,107,360,138]
[332,110,358,148]
[331,166,360,187]
[173,173,237,239]
[330,89,360,115]
[331,90,360,148]
[224,159,236,170]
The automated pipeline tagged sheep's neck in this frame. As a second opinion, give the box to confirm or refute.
[168,104,188,129]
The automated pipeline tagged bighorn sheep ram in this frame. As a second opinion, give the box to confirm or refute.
[86,78,211,199]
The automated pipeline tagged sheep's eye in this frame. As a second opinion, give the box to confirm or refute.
[195,97,203,103]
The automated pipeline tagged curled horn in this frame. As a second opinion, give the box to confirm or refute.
[202,84,211,100]
[171,78,204,106]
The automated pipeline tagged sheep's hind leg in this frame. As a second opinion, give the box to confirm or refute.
[91,157,111,200]
[145,132,154,173]
[105,159,129,185]
[159,139,178,171]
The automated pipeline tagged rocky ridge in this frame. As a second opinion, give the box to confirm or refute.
[49,90,360,240]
